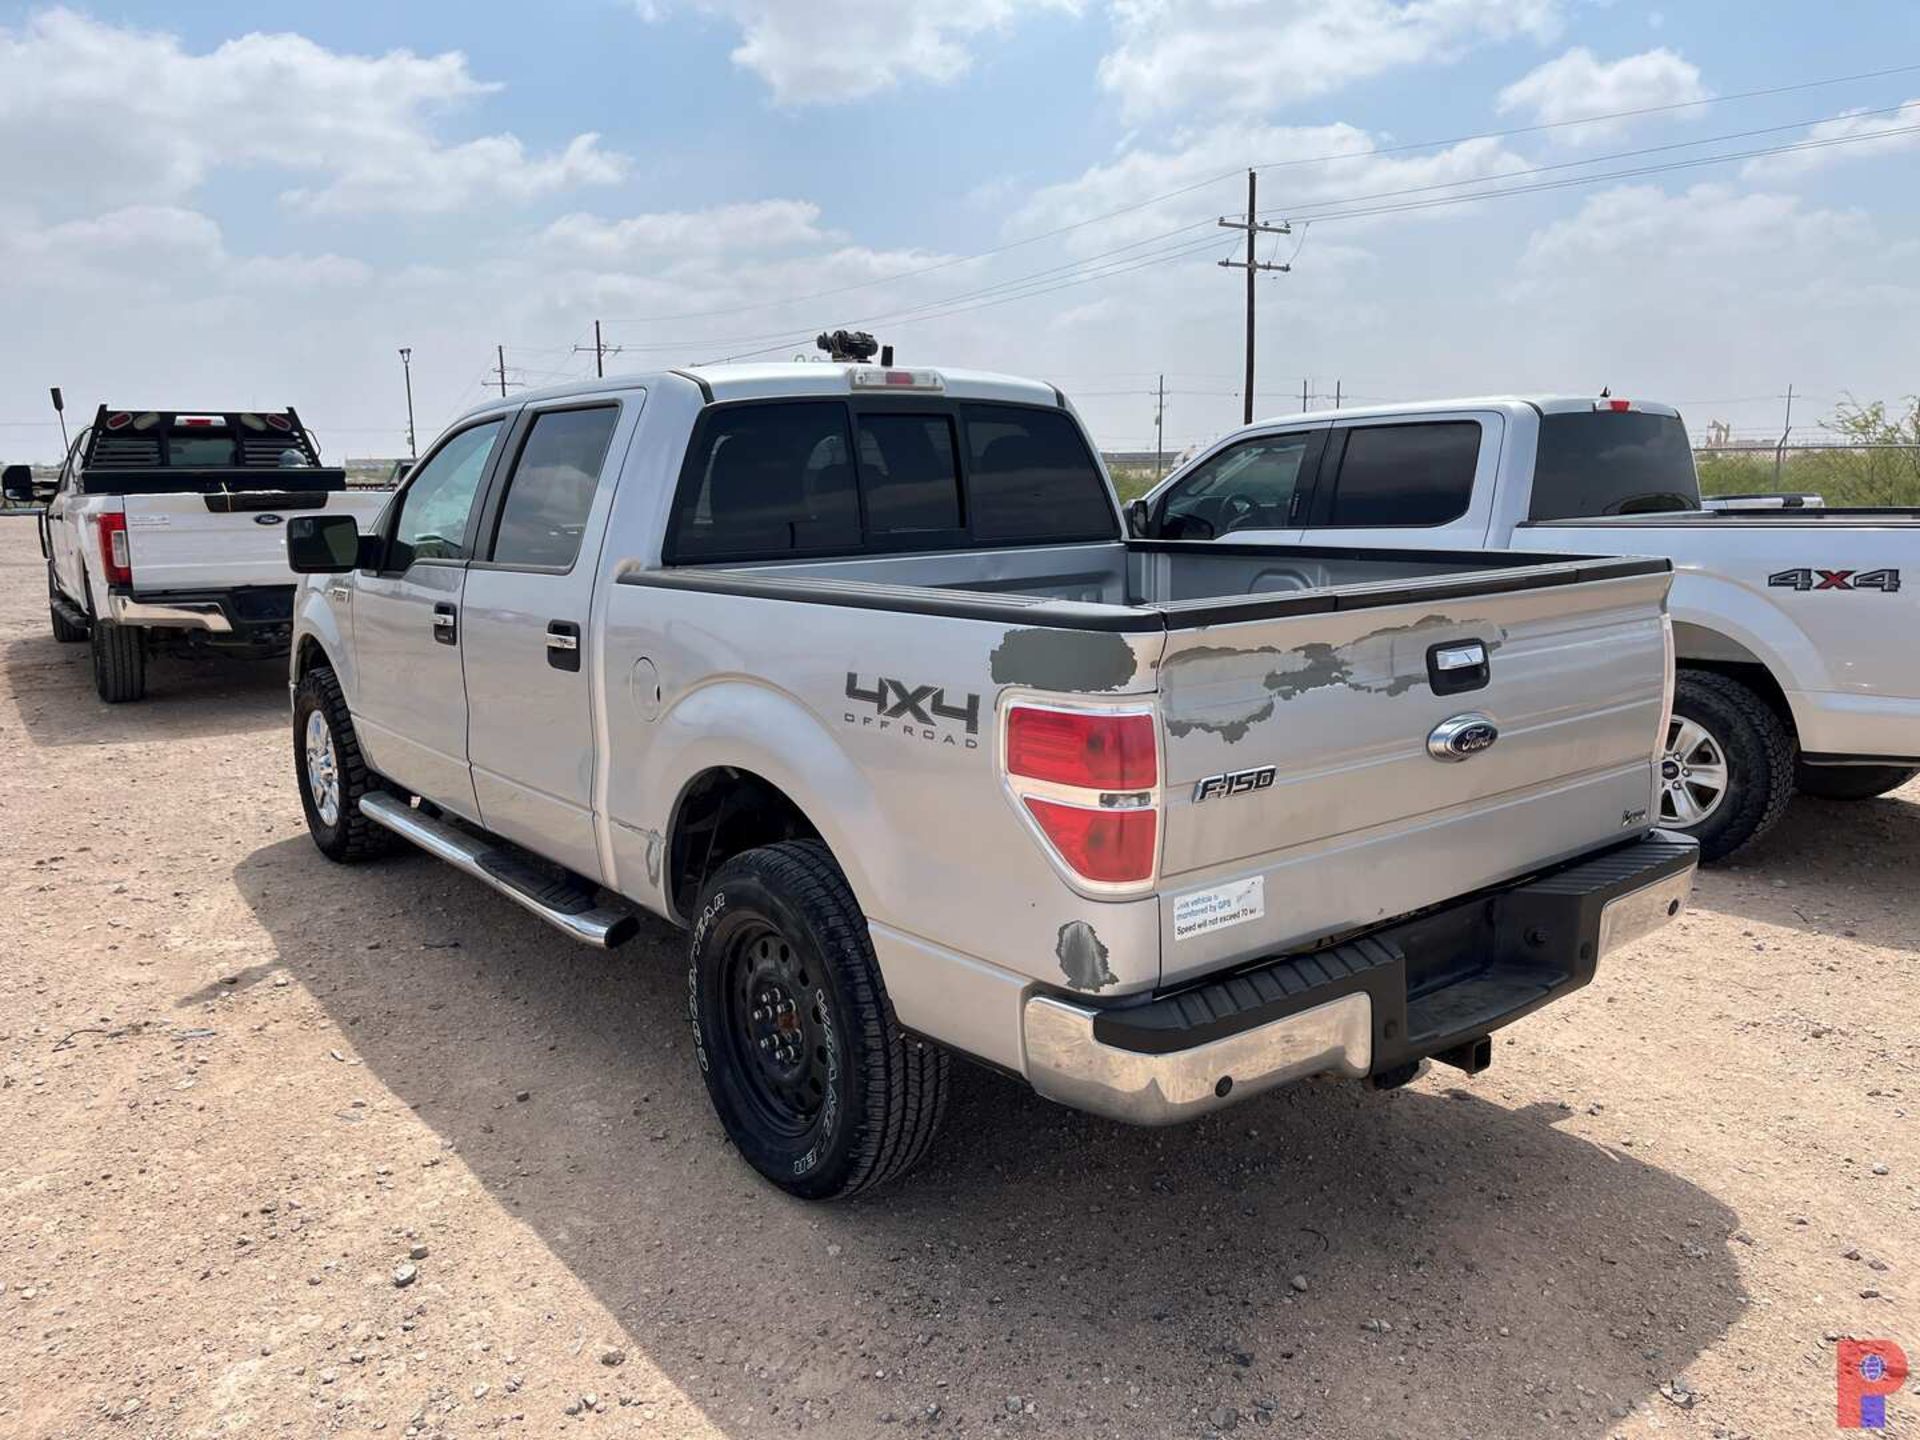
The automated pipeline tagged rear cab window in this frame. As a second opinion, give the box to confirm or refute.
[667,397,1115,562]
[1529,411,1700,519]
[1313,421,1481,528]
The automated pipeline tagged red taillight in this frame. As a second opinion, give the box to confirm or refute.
[1022,799,1157,884]
[1004,704,1159,887]
[97,512,131,585]
[1007,707,1156,790]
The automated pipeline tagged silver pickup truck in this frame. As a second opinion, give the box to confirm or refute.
[285,363,1696,1198]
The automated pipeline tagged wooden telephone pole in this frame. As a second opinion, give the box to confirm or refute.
[1217,169,1291,424]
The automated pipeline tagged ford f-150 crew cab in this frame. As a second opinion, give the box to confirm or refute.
[1134,396,1920,861]
[284,364,1696,1198]
[8,406,389,702]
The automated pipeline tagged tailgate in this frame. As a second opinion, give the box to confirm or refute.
[122,490,382,592]
[1155,566,1672,985]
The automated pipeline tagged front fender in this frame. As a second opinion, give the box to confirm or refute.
[292,579,355,702]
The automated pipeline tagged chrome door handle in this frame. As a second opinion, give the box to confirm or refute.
[431,612,456,629]
[432,603,457,646]
[545,631,578,652]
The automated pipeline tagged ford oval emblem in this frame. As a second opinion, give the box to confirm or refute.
[1428,712,1499,762]
[254,512,284,526]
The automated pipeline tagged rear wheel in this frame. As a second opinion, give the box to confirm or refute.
[687,840,948,1200]
[89,621,146,702]
[293,666,400,862]
[1794,762,1920,801]
[1661,670,1794,862]
[48,571,85,643]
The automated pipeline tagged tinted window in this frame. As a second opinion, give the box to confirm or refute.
[671,402,860,559]
[168,434,235,466]
[490,406,619,568]
[1531,412,1700,519]
[391,420,503,566]
[1159,431,1315,538]
[962,404,1116,542]
[1322,422,1479,527]
[857,413,962,536]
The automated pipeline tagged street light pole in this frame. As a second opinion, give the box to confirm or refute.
[398,348,417,460]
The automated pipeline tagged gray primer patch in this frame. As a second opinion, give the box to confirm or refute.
[1161,615,1504,742]
[991,628,1137,693]
[642,828,664,888]
[1055,921,1117,991]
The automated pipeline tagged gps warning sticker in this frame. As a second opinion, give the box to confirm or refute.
[1172,876,1265,941]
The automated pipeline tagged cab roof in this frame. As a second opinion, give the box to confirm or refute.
[1247,394,1683,428]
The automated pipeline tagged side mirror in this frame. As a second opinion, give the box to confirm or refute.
[1126,498,1152,538]
[1,464,34,502]
[288,514,379,573]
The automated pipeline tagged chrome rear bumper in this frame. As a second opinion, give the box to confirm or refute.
[103,594,232,632]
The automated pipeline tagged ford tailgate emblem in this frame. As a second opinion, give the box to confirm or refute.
[1428,713,1499,762]
[254,512,284,526]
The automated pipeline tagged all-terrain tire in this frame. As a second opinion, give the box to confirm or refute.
[1666,669,1795,863]
[687,840,948,1200]
[48,571,85,643]
[1794,762,1920,802]
[90,620,146,702]
[293,665,402,863]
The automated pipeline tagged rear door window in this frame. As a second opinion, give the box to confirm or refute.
[488,405,620,569]
[1531,411,1700,518]
[1317,421,1480,527]
[961,404,1116,542]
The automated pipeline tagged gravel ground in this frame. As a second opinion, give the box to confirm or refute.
[0,519,1914,1439]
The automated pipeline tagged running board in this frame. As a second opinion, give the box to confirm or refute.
[358,792,639,948]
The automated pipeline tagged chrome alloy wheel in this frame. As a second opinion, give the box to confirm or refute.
[1660,715,1729,826]
[304,709,341,827]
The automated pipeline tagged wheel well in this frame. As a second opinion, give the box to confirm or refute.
[294,636,331,679]
[1676,658,1796,739]
[669,768,822,917]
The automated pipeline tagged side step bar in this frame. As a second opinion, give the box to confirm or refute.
[358,792,639,948]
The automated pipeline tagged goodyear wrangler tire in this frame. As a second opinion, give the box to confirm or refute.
[687,840,948,1200]
[293,666,401,863]
[89,620,146,702]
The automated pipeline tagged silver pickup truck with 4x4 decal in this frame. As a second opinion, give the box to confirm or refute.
[283,362,1696,1198]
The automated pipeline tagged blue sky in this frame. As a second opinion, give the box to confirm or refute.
[2,1,1918,460]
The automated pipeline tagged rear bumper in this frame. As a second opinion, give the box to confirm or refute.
[1022,830,1697,1126]
[105,585,295,639]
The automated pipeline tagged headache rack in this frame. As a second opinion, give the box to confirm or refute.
[75,406,345,496]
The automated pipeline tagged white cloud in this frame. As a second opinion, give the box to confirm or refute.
[1741,100,1920,180]
[1518,181,1869,276]
[1097,0,1562,119]
[0,9,627,217]
[1496,46,1708,140]
[666,0,1078,104]
[0,204,371,288]
[541,201,830,258]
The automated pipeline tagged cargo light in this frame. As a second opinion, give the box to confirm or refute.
[1003,703,1159,889]
[97,511,132,585]
[176,414,226,428]
[849,367,944,392]
[1594,398,1635,413]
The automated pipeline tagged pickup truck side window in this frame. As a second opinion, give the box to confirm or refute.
[1529,411,1700,519]
[488,405,620,569]
[960,404,1116,543]
[671,402,861,560]
[1320,421,1478,527]
[389,419,504,568]
[856,413,963,537]
[1157,431,1315,539]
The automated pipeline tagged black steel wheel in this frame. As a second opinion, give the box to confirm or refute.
[687,840,947,1200]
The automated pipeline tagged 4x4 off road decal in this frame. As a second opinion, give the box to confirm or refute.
[844,673,981,748]
[1768,567,1901,592]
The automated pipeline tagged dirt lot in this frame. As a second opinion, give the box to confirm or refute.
[0,519,1913,1440]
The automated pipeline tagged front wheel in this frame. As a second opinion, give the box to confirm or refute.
[292,667,400,862]
[1660,670,1795,862]
[1794,762,1920,802]
[90,621,146,702]
[687,841,948,1200]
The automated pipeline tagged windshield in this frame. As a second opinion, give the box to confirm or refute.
[1530,411,1699,519]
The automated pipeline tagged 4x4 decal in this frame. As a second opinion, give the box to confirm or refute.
[845,673,981,748]
[1767,567,1901,593]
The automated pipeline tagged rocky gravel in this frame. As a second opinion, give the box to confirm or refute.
[0,520,1914,1438]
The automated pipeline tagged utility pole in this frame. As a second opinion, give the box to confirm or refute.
[1217,168,1291,424]
[1300,378,1309,412]
[1154,374,1166,478]
[1334,379,1342,410]
[572,320,624,379]
[397,347,416,459]
[494,344,509,399]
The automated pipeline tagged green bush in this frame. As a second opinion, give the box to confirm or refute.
[1698,396,1920,507]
